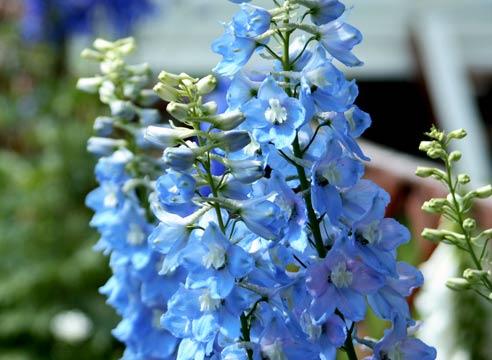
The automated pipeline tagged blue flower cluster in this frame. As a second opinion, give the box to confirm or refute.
[80,1,437,359]
[79,38,179,359]
[22,0,153,42]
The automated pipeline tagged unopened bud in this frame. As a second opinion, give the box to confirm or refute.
[196,75,217,95]
[448,128,467,140]
[446,277,470,291]
[81,48,103,61]
[110,100,135,121]
[201,101,218,116]
[463,218,476,231]
[93,116,114,136]
[421,228,446,242]
[419,141,434,152]
[145,126,197,148]
[167,102,191,121]
[448,151,462,162]
[163,146,198,171]
[474,184,492,199]
[458,174,471,184]
[138,89,160,107]
[226,159,264,184]
[213,130,251,152]
[158,71,195,87]
[427,148,446,160]
[76,76,103,93]
[87,137,126,156]
[426,127,445,142]
[154,83,181,102]
[421,198,447,214]
[415,167,435,178]
[207,110,246,130]
[93,38,114,51]
[463,269,489,283]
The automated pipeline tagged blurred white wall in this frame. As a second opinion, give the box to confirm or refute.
[71,0,492,79]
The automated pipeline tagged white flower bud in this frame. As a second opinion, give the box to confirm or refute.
[207,110,246,130]
[154,83,181,102]
[448,128,467,140]
[145,126,197,148]
[446,277,470,291]
[196,75,217,95]
[76,77,103,93]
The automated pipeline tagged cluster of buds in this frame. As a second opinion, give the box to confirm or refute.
[417,127,492,301]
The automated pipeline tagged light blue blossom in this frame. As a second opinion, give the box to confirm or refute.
[243,77,305,148]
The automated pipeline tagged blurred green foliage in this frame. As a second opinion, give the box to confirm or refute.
[0,15,122,360]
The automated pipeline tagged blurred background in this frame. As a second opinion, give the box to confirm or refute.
[1,0,491,359]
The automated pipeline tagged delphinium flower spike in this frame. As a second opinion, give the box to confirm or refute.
[417,127,492,303]
[80,1,438,359]
[79,38,179,359]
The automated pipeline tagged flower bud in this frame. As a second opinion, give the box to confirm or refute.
[415,167,435,178]
[448,151,462,162]
[139,109,161,126]
[76,76,103,93]
[127,63,151,76]
[138,89,160,107]
[418,141,434,152]
[93,116,114,136]
[87,137,126,156]
[474,184,492,199]
[213,131,251,152]
[421,198,446,214]
[154,83,181,102]
[421,228,446,242]
[196,75,217,95]
[81,48,103,61]
[226,159,264,184]
[158,71,195,87]
[448,128,467,140]
[145,126,197,148]
[458,174,471,184]
[427,148,446,160]
[463,218,476,232]
[167,102,191,121]
[426,127,445,142]
[93,38,115,51]
[208,110,246,130]
[113,37,135,55]
[201,101,218,116]
[445,277,470,291]
[110,100,136,120]
[163,146,197,171]
[463,269,489,283]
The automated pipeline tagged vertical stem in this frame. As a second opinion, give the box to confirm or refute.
[292,136,327,258]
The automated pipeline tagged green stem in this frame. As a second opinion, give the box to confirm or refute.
[292,136,327,258]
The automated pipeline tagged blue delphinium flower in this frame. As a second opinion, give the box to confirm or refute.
[242,76,305,148]
[80,0,437,358]
[22,0,153,43]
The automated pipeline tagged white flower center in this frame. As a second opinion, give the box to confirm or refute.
[103,192,118,208]
[361,221,381,245]
[152,309,164,329]
[263,340,287,360]
[331,262,353,288]
[265,98,288,125]
[203,245,226,269]
[385,344,404,360]
[127,223,145,245]
[198,291,221,312]
[300,312,321,340]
